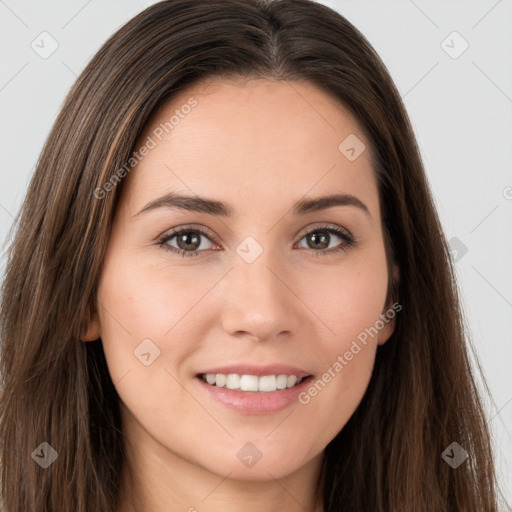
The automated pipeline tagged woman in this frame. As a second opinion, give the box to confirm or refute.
[0,0,503,510]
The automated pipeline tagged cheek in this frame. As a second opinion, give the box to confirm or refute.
[314,244,389,350]
[298,245,388,423]
[95,251,205,381]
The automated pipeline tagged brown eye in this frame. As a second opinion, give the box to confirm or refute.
[158,228,216,257]
[296,225,355,256]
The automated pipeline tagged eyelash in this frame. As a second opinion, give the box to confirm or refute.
[157,224,356,259]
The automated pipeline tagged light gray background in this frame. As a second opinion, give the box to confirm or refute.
[0,0,511,506]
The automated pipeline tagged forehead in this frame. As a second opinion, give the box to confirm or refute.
[120,76,379,218]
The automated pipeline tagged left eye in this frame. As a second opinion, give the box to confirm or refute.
[157,225,355,258]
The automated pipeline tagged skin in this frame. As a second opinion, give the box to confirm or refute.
[83,76,398,512]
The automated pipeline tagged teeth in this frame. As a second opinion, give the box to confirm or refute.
[258,375,276,392]
[240,374,259,391]
[215,374,226,387]
[201,373,306,391]
[225,374,240,389]
[276,374,288,389]
[287,375,297,388]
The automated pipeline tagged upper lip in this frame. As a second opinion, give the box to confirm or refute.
[197,364,312,378]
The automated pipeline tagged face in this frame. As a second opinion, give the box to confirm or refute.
[84,76,397,483]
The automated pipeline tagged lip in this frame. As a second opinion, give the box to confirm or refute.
[196,364,311,378]
[194,367,314,415]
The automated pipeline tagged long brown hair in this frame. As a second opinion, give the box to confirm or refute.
[0,1,504,510]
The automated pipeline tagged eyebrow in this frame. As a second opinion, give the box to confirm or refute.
[134,191,371,219]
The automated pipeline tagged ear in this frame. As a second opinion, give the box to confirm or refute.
[377,263,400,346]
[81,302,101,342]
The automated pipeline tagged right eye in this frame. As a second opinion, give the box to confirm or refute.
[157,227,219,258]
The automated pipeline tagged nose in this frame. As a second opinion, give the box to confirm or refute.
[217,245,303,343]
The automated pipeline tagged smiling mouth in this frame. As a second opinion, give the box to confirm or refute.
[197,373,313,392]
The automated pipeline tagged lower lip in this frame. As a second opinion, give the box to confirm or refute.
[195,375,313,415]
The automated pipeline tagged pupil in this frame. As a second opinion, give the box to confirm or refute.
[310,231,328,249]
[178,232,199,250]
